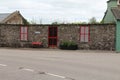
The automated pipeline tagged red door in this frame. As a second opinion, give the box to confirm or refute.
[48,27,58,47]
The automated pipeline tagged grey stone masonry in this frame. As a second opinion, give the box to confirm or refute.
[89,24,115,50]
[0,24,116,50]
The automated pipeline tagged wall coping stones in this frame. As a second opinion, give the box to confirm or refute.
[0,23,116,27]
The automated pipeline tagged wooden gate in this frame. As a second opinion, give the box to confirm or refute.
[48,27,58,47]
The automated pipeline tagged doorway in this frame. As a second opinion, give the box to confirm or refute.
[48,27,58,47]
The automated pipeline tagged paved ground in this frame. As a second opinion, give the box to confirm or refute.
[0,48,120,80]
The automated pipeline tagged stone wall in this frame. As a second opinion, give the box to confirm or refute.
[58,24,115,50]
[89,24,115,50]
[0,24,20,47]
[0,24,116,50]
[28,25,48,47]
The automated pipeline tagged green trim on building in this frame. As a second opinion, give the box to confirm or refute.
[116,20,120,52]
[103,0,117,23]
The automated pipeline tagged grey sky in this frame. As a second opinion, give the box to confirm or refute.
[0,0,108,24]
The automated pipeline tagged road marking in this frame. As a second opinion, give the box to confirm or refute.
[20,68,75,80]
[46,72,66,79]
[45,72,75,80]
[22,68,34,72]
[0,64,7,67]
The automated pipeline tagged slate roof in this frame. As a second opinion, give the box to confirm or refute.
[0,13,11,22]
[111,7,120,20]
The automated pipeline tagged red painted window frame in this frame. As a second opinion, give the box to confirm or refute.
[80,26,90,42]
[20,26,28,41]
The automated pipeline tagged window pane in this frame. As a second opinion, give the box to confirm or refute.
[85,27,89,34]
[21,34,24,40]
[21,27,24,33]
[81,27,84,33]
[24,27,27,33]
[24,34,27,41]
[85,35,88,42]
[80,35,84,42]
[21,27,27,33]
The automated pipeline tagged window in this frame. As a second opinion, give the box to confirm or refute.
[20,27,28,41]
[80,26,90,42]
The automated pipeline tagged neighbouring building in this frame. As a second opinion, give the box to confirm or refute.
[102,0,118,23]
[111,0,120,52]
[102,0,120,52]
[0,11,28,24]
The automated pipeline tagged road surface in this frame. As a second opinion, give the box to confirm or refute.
[0,48,120,80]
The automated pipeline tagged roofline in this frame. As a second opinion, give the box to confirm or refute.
[102,10,108,22]
[111,7,120,20]
[0,23,116,27]
[107,0,117,3]
[2,11,25,23]
[111,8,116,19]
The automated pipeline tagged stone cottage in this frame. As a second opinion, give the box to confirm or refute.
[0,24,115,51]
[0,1,119,52]
[0,11,28,24]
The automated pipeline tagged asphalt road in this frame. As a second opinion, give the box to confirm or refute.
[0,48,120,80]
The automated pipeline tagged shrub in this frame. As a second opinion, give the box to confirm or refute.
[59,41,78,50]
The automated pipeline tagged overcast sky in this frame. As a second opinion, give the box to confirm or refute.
[0,0,108,24]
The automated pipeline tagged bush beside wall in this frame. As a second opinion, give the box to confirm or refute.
[59,41,78,50]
